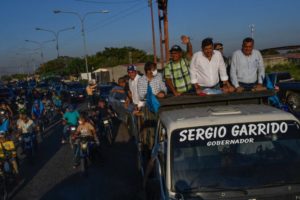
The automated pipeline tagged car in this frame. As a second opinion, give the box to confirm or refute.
[267,72,300,117]
[128,91,300,200]
[61,82,86,103]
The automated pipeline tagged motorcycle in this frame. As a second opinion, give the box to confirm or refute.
[0,140,18,200]
[75,135,95,175]
[68,125,77,148]
[19,133,36,161]
[101,117,113,145]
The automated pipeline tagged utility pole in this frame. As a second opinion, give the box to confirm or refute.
[157,0,169,68]
[148,0,157,63]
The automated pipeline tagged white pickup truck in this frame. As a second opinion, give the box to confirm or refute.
[137,91,300,200]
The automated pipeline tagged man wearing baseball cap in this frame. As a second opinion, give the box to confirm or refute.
[127,65,144,109]
[164,35,193,96]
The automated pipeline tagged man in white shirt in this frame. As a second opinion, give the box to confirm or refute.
[127,65,144,109]
[230,37,266,92]
[190,38,234,94]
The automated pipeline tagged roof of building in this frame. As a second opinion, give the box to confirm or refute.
[285,53,300,59]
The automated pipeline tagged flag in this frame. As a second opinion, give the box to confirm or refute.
[146,83,160,113]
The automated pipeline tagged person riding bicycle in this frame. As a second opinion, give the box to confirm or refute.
[72,113,99,168]
[62,105,80,144]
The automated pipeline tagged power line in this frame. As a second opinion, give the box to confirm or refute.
[87,4,149,33]
[87,1,146,32]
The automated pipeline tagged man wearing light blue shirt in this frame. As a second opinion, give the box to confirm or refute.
[230,37,266,92]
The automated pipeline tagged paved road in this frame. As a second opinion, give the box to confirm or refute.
[10,118,143,200]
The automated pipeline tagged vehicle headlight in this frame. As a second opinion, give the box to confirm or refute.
[81,143,88,149]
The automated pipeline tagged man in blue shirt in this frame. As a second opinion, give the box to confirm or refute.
[31,100,45,120]
[62,105,80,144]
[0,110,10,135]
[230,37,266,92]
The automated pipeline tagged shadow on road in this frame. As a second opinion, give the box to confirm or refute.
[10,123,64,199]
[39,120,143,200]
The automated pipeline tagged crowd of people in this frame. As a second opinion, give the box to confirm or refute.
[0,35,267,183]
[109,36,266,115]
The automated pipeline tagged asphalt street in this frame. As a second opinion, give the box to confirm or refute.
[10,117,143,200]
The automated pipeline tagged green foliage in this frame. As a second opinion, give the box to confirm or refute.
[1,73,28,82]
[37,46,155,76]
[266,62,300,80]
[261,49,280,56]
[287,49,300,54]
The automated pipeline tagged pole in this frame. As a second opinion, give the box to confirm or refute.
[162,0,170,63]
[80,19,90,81]
[158,9,164,69]
[149,0,157,63]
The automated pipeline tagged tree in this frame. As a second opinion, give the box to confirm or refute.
[260,49,280,56]
[39,46,155,76]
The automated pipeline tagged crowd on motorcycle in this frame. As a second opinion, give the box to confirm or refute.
[0,79,117,196]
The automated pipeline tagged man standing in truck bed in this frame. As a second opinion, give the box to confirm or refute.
[230,37,266,92]
[164,35,194,96]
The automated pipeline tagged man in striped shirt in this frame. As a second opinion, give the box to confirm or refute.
[164,35,193,96]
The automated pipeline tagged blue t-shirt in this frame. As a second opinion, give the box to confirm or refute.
[0,119,9,134]
[63,111,80,126]
[32,101,44,118]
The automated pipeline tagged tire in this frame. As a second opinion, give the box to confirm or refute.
[0,175,8,200]
[106,128,113,145]
[81,158,87,176]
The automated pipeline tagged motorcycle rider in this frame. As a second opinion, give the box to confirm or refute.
[0,134,19,176]
[96,99,114,138]
[86,79,97,109]
[72,113,99,168]
[17,111,37,153]
[62,105,80,144]
[31,99,45,119]
[31,99,45,133]
[0,109,10,136]
[52,91,62,109]
[16,97,27,114]
[0,101,13,118]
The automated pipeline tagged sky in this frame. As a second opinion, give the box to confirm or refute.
[0,0,300,75]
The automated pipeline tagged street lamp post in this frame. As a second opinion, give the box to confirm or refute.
[25,39,55,63]
[35,26,75,58]
[53,9,109,80]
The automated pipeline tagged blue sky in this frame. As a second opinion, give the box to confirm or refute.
[0,0,300,74]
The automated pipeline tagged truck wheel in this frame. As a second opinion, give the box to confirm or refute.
[287,92,300,112]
